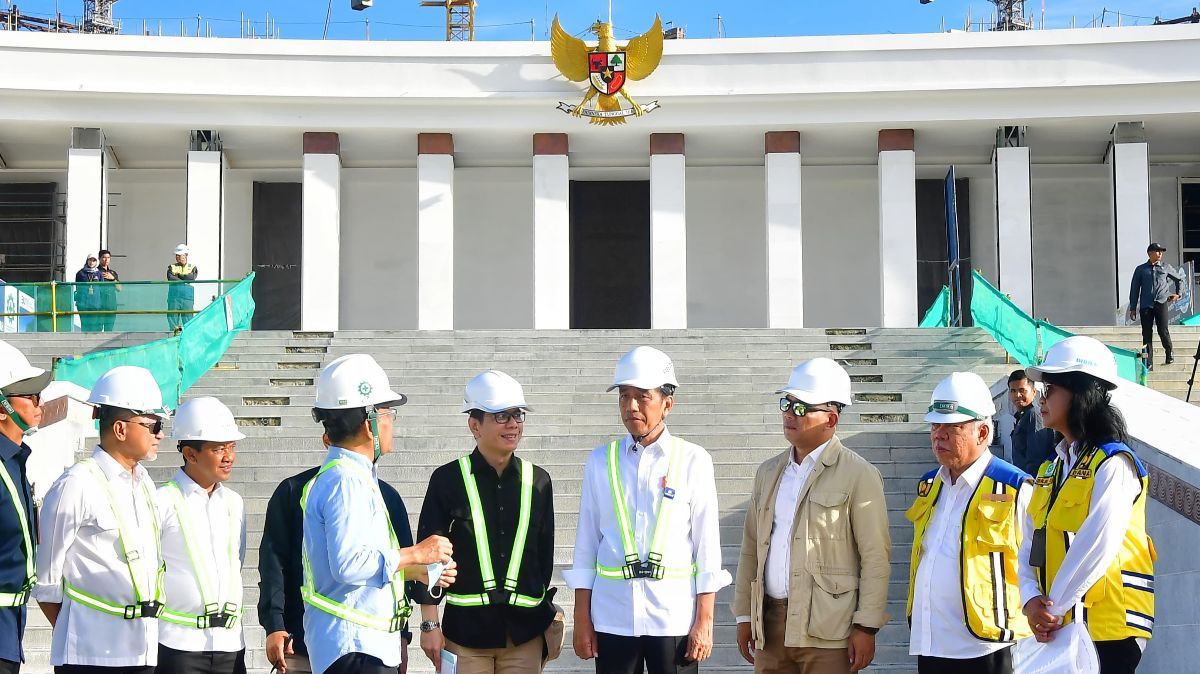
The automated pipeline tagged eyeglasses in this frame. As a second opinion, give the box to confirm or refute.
[492,410,526,424]
[373,407,400,421]
[206,442,237,458]
[7,393,40,406]
[127,418,165,435]
[779,398,836,417]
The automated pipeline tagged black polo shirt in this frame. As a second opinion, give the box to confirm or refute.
[0,435,34,665]
[414,450,555,650]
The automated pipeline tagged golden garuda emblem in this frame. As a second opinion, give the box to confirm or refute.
[551,14,664,125]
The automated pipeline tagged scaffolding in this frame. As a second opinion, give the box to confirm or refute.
[1,1,119,33]
[990,0,1033,31]
[82,0,118,34]
[420,0,476,41]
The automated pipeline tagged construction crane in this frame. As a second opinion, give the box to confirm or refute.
[420,0,476,41]
[2,0,118,33]
[82,0,119,33]
[990,0,1032,30]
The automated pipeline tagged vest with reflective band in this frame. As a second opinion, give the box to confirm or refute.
[158,481,243,629]
[300,459,410,633]
[1027,442,1155,641]
[905,459,1032,643]
[0,456,34,607]
[445,456,545,608]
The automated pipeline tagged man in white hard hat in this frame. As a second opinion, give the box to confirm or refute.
[733,358,890,674]
[303,354,457,674]
[0,340,51,673]
[416,370,559,673]
[905,372,1033,674]
[155,396,248,673]
[35,365,170,672]
[566,346,731,674]
[166,244,198,332]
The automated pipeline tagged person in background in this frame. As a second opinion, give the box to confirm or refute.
[74,256,103,333]
[1007,370,1057,476]
[1127,242,1183,369]
[96,250,121,333]
[166,244,198,333]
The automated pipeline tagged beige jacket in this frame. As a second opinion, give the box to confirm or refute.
[731,435,891,649]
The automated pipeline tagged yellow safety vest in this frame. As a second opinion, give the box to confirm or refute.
[1027,442,1155,641]
[905,458,1032,643]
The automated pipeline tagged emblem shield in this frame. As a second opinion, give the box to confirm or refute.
[588,51,627,95]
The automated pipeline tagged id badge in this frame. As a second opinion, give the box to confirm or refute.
[1029,528,1047,568]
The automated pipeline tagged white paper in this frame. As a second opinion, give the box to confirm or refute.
[440,649,458,674]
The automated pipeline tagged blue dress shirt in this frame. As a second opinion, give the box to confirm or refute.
[0,434,34,665]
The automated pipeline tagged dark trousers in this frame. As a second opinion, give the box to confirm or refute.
[323,652,396,674]
[155,644,247,674]
[917,647,1011,674]
[55,667,153,674]
[0,658,18,674]
[595,633,696,674]
[1095,638,1142,674]
[1140,302,1173,362]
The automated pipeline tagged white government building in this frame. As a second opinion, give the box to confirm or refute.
[1,23,1198,330]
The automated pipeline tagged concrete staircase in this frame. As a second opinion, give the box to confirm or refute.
[6,328,1019,673]
[1065,326,1200,405]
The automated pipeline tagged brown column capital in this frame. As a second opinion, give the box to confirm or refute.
[650,133,685,155]
[765,131,801,154]
[303,132,340,156]
[878,129,915,153]
[533,133,569,156]
[418,133,454,156]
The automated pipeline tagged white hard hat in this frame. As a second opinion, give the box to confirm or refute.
[462,370,530,413]
[172,396,245,442]
[607,346,678,392]
[924,372,997,423]
[314,354,406,410]
[87,365,169,415]
[775,358,854,407]
[0,340,51,396]
[174,244,190,255]
[1026,336,1120,390]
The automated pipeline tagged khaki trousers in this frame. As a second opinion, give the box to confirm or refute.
[755,598,850,674]
[445,636,545,674]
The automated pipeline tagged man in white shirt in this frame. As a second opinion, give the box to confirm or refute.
[905,372,1032,674]
[566,346,731,674]
[156,397,248,674]
[35,366,170,673]
[732,358,891,674]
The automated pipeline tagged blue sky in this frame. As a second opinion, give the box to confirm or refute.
[5,0,1198,40]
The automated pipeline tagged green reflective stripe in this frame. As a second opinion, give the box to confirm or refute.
[78,459,163,609]
[605,441,637,562]
[647,440,684,563]
[62,580,155,618]
[300,458,409,632]
[457,457,497,590]
[504,459,534,591]
[162,481,242,628]
[445,588,544,608]
[595,563,697,580]
[160,606,242,628]
[0,593,28,607]
[0,457,34,586]
[604,437,688,578]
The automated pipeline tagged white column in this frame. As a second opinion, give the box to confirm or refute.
[301,148,341,331]
[650,134,687,329]
[765,132,804,328]
[878,131,918,327]
[65,128,108,279]
[185,149,226,311]
[418,135,455,330]
[532,135,570,329]
[1109,124,1151,312]
[994,145,1034,314]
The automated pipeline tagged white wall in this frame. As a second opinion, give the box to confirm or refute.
[339,169,419,330]
[107,169,186,281]
[967,166,999,284]
[453,168,534,329]
[802,166,881,327]
[685,166,767,328]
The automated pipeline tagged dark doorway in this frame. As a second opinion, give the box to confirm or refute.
[251,182,303,330]
[570,180,651,329]
[916,178,973,326]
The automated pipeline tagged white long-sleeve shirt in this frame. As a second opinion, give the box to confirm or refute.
[910,451,1031,659]
[156,468,247,653]
[1018,440,1143,644]
[33,447,161,667]
[763,441,829,599]
[564,429,732,637]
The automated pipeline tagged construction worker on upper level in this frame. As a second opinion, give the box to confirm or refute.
[906,372,1032,674]
[566,346,731,674]
[155,396,248,674]
[0,340,51,674]
[416,370,559,673]
[1018,336,1156,674]
[35,365,170,673]
[302,354,457,674]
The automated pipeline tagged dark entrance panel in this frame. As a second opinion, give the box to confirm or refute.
[916,178,972,326]
[251,182,303,330]
[569,180,651,329]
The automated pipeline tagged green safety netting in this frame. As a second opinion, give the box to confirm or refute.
[4,280,237,333]
[1183,312,1200,326]
[52,274,255,409]
[919,286,951,328]
[970,270,1146,385]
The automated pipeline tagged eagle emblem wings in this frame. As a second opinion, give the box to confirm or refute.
[551,14,664,125]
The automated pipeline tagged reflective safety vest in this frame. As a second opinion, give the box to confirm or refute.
[0,458,34,607]
[63,459,165,620]
[905,459,1032,643]
[300,459,411,633]
[596,438,697,581]
[445,456,545,608]
[158,481,243,629]
[1028,442,1155,641]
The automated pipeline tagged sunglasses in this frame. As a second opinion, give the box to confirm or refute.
[127,418,165,435]
[7,393,41,406]
[779,398,836,417]
[491,410,526,424]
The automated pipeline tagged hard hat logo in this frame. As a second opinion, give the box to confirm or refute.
[358,381,373,397]
[932,401,958,413]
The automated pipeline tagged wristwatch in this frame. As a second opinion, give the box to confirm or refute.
[420,620,441,633]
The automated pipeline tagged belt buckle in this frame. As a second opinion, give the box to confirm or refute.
[629,561,658,580]
[389,615,405,633]
[395,600,412,621]
[206,613,232,629]
[139,600,164,618]
[486,588,512,605]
